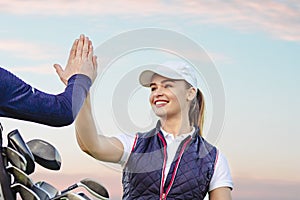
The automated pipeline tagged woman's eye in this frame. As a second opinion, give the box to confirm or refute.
[164,84,172,88]
[151,87,156,91]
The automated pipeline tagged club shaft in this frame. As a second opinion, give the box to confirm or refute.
[60,183,78,194]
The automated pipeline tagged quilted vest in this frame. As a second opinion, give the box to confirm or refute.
[122,124,217,200]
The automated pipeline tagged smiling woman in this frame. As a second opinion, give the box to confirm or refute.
[75,60,233,200]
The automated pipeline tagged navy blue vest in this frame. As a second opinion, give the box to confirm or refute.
[122,124,217,200]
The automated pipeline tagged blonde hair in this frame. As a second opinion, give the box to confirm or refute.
[188,86,205,136]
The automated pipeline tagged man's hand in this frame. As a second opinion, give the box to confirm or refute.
[54,34,98,85]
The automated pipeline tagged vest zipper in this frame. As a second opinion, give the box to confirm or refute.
[157,133,192,200]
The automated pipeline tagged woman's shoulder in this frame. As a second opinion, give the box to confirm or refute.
[137,126,159,138]
[193,134,219,161]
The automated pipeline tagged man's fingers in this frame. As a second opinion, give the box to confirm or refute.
[88,42,93,61]
[92,55,98,69]
[68,39,78,63]
[82,36,89,60]
[53,64,63,76]
[76,34,85,58]
[54,64,68,85]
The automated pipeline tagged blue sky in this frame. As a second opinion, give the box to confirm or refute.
[0,1,299,199]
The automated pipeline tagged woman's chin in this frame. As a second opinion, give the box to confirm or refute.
[153,109,167,118]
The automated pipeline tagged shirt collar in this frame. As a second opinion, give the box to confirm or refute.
[160,126,195,140]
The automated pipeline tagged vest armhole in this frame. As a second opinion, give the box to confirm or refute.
[213,149,219,173]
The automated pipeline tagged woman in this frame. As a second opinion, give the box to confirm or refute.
[75,61,233,199]
[0,34,97,126]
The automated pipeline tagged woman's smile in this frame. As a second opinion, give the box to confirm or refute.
[154,99,169,107]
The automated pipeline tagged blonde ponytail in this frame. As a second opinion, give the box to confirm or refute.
[197,89,205,136]
[188,88,205,136]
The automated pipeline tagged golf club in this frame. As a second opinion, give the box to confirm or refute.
[27,139,61,170]
[11,183,40,200]
[35,181,59,198]
[51,192,88,200]
[7,166,54,200]
[7,129,35,174]
[6,165,34,188]
[60,178,109,200]
[2,146,27,171]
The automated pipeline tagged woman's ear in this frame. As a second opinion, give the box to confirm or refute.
[187,87,197,101]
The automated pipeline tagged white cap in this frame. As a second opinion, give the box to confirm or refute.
[139,61,197,88]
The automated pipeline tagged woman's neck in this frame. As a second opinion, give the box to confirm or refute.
[160,116,192,136]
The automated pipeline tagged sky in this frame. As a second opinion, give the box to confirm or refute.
[0,0,300,199]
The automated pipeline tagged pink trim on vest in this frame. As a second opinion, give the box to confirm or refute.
[158,132,192,200]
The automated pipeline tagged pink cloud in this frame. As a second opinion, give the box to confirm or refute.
[1,1,299,42]
[9,65,55,74]
[233,176,300,200]
[0,39,64,74]
[31,172,300,200]
[0,39,59,61]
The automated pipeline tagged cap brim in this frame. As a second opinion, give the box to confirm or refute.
[139,70,156,87]
[139,66,184,87]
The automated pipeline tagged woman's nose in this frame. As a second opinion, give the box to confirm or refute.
[153,86,164,96]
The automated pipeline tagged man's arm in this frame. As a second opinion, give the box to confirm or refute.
[0,34,97,127]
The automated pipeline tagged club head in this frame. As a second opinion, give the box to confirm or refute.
[7,129,35,174]
[60,179,109,200]
[6,165,34,188]
[2,146,27,171]
[27,139,62,170]
[80,179,109,200]
[35,181,59,198]
[77,192,92,200]
[11,183,40,200]
[32,184,51,200]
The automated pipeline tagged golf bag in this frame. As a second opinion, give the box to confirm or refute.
[0,122,110,200]
[0,123,15,200]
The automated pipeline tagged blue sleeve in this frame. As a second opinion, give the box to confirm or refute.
[0,67,92,127]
